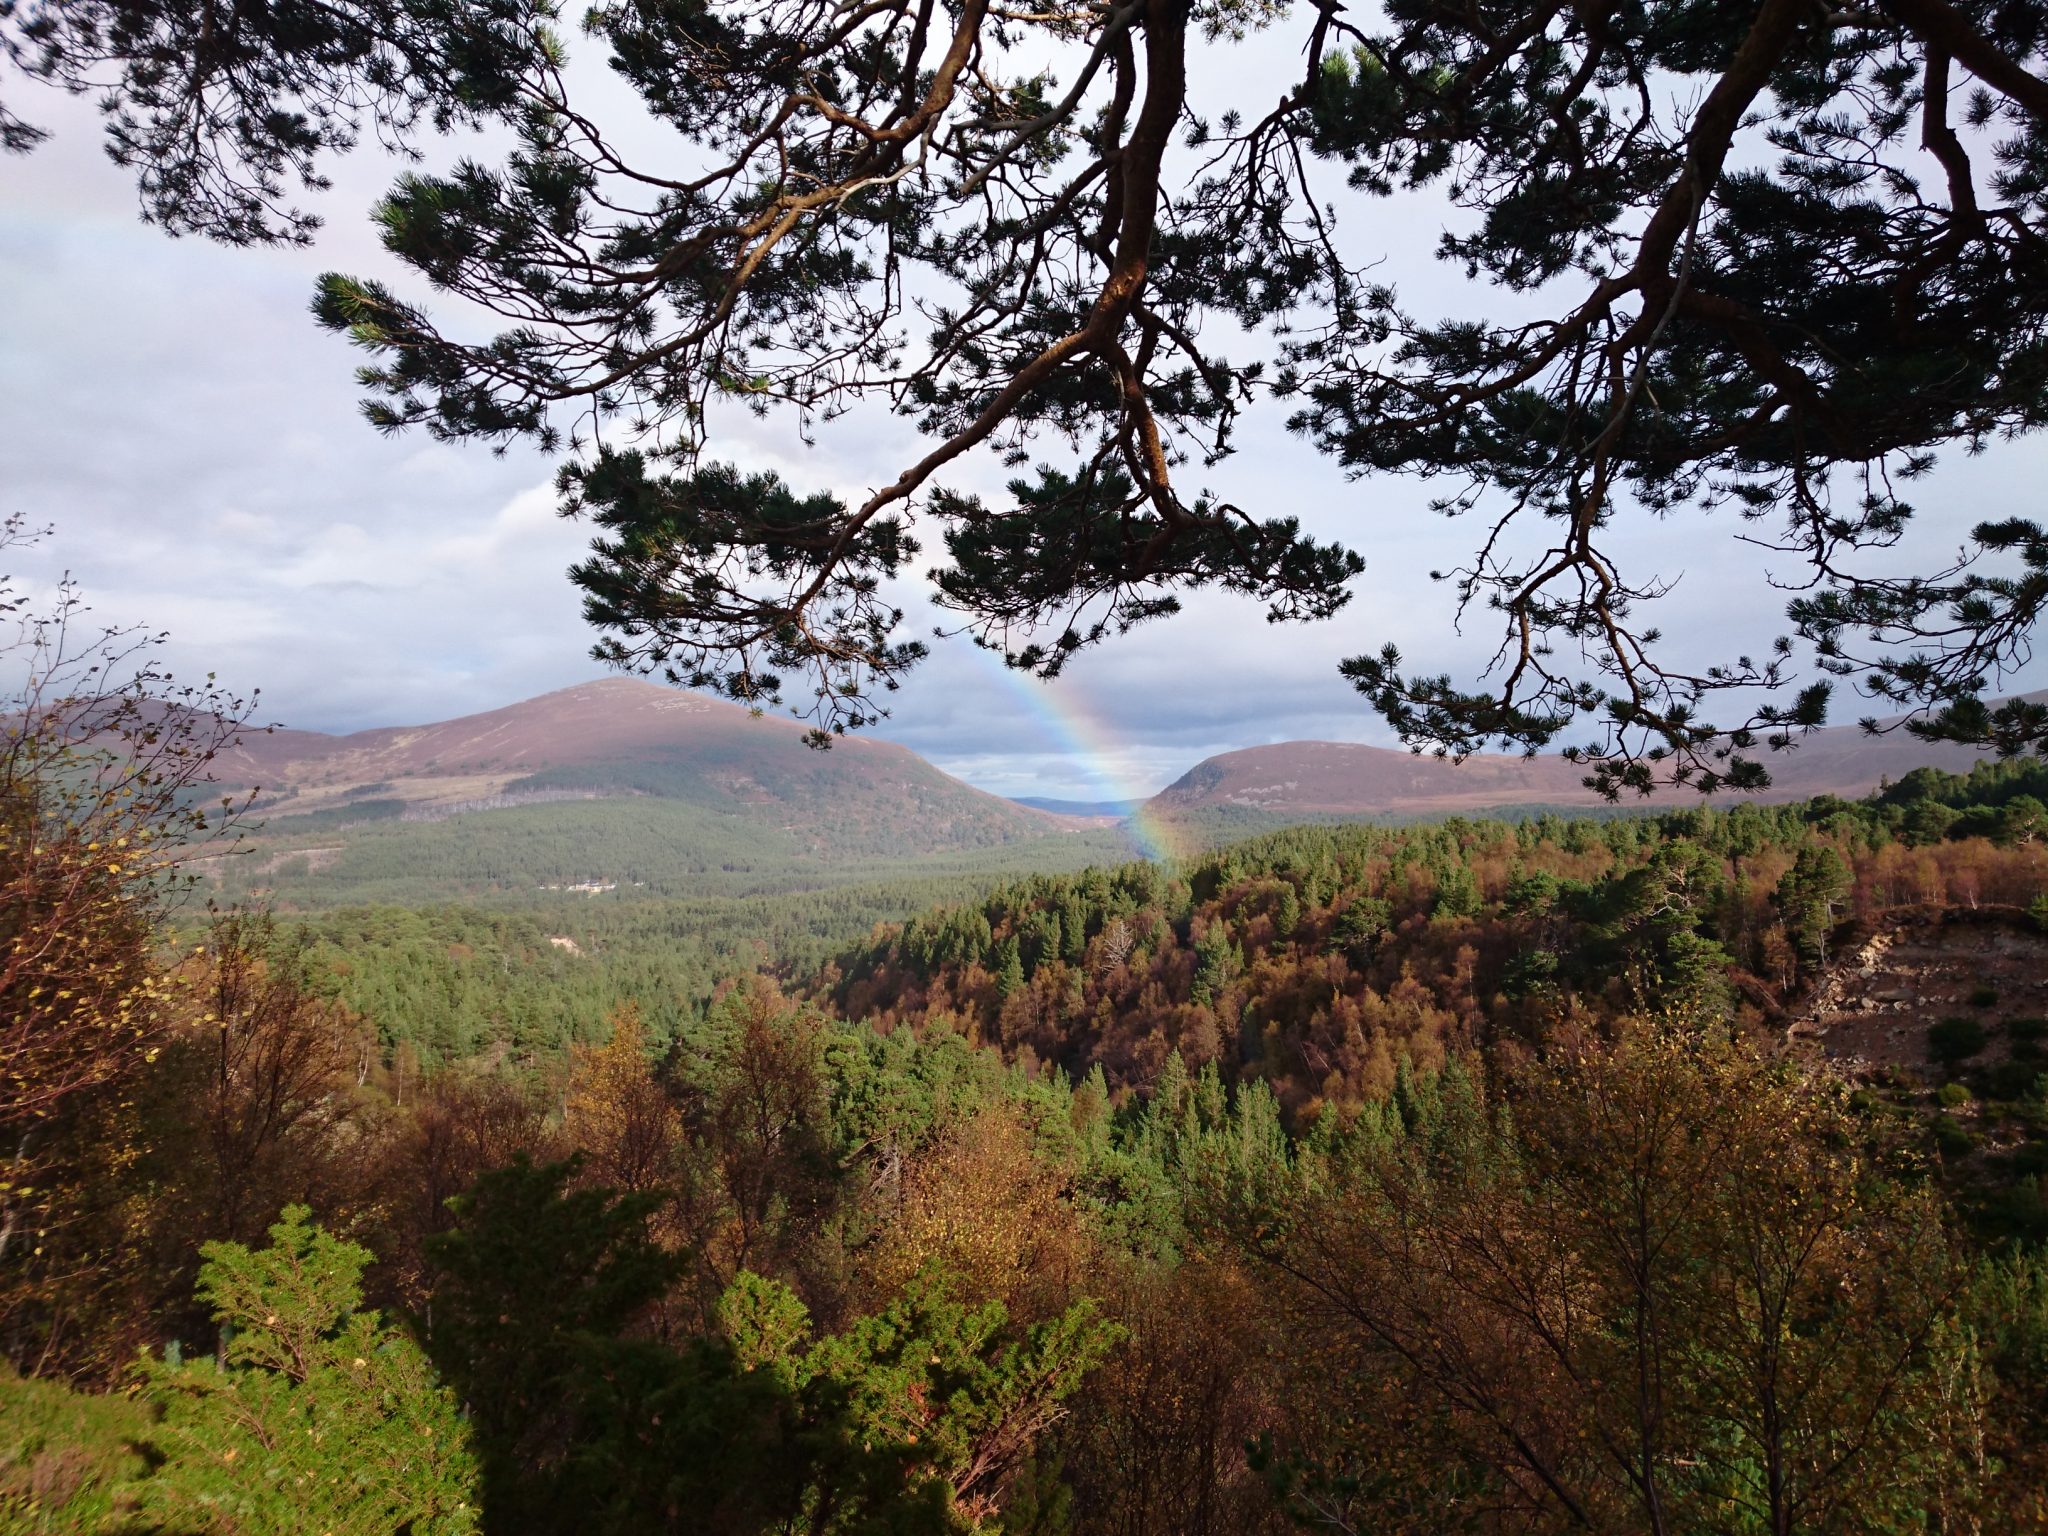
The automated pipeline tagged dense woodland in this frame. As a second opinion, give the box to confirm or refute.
[821,761,2048,1112]
[8,638,2048,1533]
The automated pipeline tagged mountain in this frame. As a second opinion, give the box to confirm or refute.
[196,679,2026,911]
[1146,715,2006,820]
[193,679,1130,909]
[220,678,1051,841]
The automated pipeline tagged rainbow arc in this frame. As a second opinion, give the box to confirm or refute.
[968,648,1189,864]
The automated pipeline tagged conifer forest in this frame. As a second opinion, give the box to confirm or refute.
[6,0,2048,1530]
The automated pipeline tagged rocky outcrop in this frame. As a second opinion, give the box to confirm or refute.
[1791,906,2048,1071]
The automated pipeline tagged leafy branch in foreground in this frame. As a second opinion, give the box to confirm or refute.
[0,517,258,1136]
[137,1206,480,1534]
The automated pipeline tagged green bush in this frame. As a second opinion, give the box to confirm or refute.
[138,1207,480,1535]
[1939,1080,1974,1108]
[1980,1060,2048,1104]
[2009,1018,2046,1063]
[1934,1114,1977,1158]
[0,1369,152,1533]
[1930,1016,1992,1067]
[1978,1178,2048,1249]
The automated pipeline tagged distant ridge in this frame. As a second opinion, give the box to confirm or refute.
[1146,712,2011,820]
[210,678,2035,878]
[1010,797,1142,819]
[214,677,897,791]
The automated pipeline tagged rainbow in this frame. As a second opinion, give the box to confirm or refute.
[967,647,1189,864]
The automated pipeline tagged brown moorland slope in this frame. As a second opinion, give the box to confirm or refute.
[1148,715,2002,818]
[210,678,889,789]
[201,679,2025,848]
[206,678,1061,849]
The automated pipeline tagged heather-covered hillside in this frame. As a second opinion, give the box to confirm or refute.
[211,678,1073,864]
[1146,706,2009,818]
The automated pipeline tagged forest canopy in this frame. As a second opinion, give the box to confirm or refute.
[6,0,2048,783]
[11,766,2048,1529]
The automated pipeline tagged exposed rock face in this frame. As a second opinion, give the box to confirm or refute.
[1793,908,2048,1072]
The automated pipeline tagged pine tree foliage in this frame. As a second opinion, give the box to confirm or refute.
[137,1206,479,1534]
[10,2,2046,774]
[0,0,543,244]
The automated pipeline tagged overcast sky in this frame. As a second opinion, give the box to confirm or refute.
[5,28,2045,802]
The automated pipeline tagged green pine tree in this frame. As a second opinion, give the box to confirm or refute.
[994,935,1025,999]
[138,1206,479,1535]
[1058,894,1089,966]
[1326,896,1393,964]
[1190,925,1239,1007]
[1777,845,1854,971]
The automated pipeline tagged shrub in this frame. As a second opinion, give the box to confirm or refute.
[1934,1115,1977,1158]
[1978,1179,2048,1249]
[1981,1061,2048,1104]
[138,1207,479,1534]
[1939,1081,1974,1108]
[1930,1017,1992,1068]
[0,1369,152,1532]
[2009,1019,2046,1064]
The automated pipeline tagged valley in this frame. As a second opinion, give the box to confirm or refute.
[195,679,1137,911]
[198,678,2024,913]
